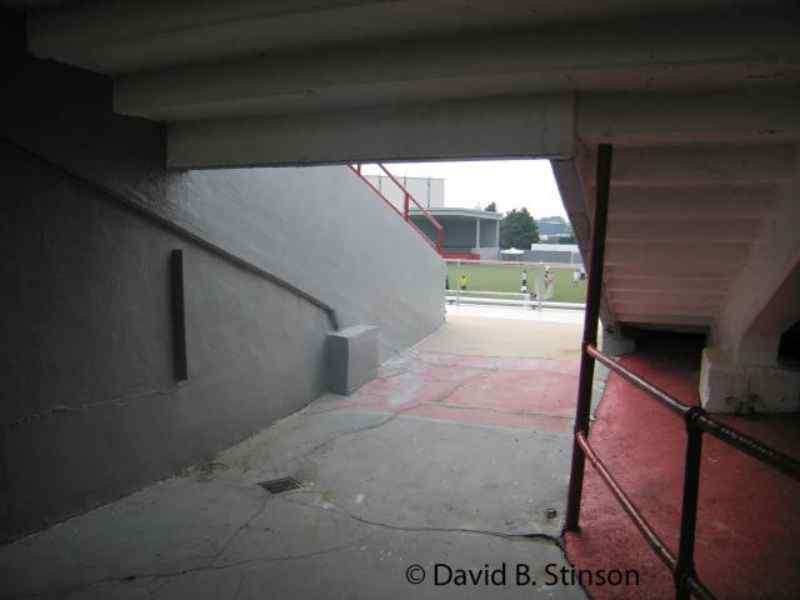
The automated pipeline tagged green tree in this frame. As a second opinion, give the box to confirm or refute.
[484,201,497,212]
[500,207,539,249]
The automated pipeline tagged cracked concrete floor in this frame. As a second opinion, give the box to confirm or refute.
[1,308,589,599]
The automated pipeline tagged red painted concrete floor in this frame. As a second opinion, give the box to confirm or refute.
[564,333,800,600]
[319,351,581,434]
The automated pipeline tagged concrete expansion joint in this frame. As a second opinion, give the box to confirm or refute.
[0,499,369,600]
[374,367,413,380]
[208,495,271,567]
[431,372,490,403]
[434,401,573,421]
[288,404,422,465]
[304,391,573,424]
[414,354,578,376]
[276,495,587,596]
[278,493,564,547]
[300,403,361,417]
[4,544,369,600]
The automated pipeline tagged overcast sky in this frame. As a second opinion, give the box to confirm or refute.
[361,159,566,218]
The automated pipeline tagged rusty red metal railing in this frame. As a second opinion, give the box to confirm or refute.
[349,163,444,255]
[565,144,800,600]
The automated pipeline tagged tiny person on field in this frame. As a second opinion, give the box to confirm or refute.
[544,266,555,300]
[459,274,469,291]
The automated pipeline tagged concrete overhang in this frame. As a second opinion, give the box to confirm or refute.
[409,209,503,221]
[27,1,788,75]
[22,3,800,170]
[166,93,576,168]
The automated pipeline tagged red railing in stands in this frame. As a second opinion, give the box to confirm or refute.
[349,164,444,255]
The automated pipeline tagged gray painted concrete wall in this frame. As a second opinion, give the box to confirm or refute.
[1,142,330,538]
[1,55,444,539]
[176,166,445,359]
[411,218,439,247]
[4,57,444,361]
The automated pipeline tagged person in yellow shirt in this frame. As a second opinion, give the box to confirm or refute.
[459,274,469,291]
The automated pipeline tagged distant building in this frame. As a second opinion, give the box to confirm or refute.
[410,208,502,260]
[367,174,501,260]
[537,216,573,241]
[365,175,444,211]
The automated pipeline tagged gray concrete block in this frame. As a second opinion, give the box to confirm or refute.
[327,325,379,394]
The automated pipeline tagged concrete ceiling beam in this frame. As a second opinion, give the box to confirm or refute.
[606,277,731,294]
[605,185,777,220]
[605,266,737,280]
[109,17,800,121]
[28,1,790,75]
[577,88,800,146]
[606,144,796,186]
[606,218,760,243]
[609,290,726,304]
[166,94,575,168]
[613,303,719,317]
[605,243,749,276]
[606,241,751,263]
[617,313,712,327]
[607,267,740,280]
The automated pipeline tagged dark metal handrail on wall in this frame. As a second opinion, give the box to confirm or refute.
[2,137,340,331]
[565,144,800,600]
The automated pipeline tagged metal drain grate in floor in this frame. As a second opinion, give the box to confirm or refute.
[258,476,302,494]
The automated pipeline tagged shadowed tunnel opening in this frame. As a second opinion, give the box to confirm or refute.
[778,320,800,368]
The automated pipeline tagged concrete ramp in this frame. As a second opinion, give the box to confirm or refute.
[0,309,591,599]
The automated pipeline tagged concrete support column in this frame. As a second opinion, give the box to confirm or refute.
[701,172,800,414]
[600,324,636,357]
[475,219,481,249]
[496,220,501,248]
[700,344,800,414]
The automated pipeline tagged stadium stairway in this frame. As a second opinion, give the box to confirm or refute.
[552,137,800,412]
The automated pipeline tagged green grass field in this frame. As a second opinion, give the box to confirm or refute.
[446,263,587,304]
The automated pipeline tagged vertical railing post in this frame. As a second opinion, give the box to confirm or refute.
[404,193,410,221]
[675,408,705,599]
[565,144,613,531]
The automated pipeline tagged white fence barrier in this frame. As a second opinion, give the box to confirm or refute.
[444,257,587,310]
[445,290,584,311]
